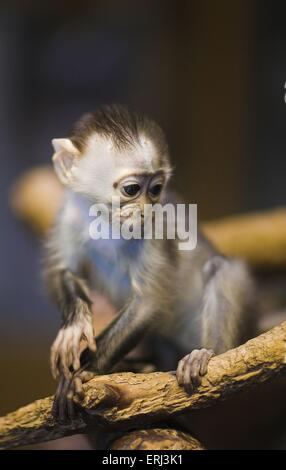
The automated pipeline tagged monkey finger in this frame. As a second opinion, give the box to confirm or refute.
[55,337,70,377]
[51,330,63,354]
[51,375,65,418]
[64,346,72,371]
[74,377,84,401]
[188,349,211,387]
[51,394,59,418]
[66,386,76,421]
[187,356,202,388]
[71,341,81,371]
[60,360,71,379]
[69,349,75,372]
[59,350,72,379]
[51,400,59,419]
[53,328,64,348]
[176,359,186,386]
[85,325,96,352]
[50,339,63,379]
[182,360,194,395]
[72,328,86,365]
[81,371,95,382]
[72,353,81,372]
[58,378,72,423]
[73,370,95,401]
[87,337,96,352]
[199,349,214,376]
[50,350,60,379]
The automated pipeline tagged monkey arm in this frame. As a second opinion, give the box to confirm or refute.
[51,238,170,421]
[83,239,170,374]
[47,268,92,324]
[87,297,155,374]
[175,254,257,395]
[51,296,156,421]
[44,203,98,379]
[48,268,96,379]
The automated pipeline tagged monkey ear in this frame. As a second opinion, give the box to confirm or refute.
[51,138,80,185]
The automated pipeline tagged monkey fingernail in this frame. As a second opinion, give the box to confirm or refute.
[193,375,202,388]
[89,340,96,351]
[75,388,84,401]
[184,382,193,395]
[52,369,60,380]
[73,359,80,371]
[177,374,185,386]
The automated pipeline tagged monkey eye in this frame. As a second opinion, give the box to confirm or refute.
[122,183,141,197]
[149,183,163,197]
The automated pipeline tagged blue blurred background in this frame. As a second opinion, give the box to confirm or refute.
[1,0,286,449]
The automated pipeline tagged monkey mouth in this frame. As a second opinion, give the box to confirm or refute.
[119,213,144,224]
[119,204,142,220]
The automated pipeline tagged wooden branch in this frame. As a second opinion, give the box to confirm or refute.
[202,208,286,269]
[1,321,286,450]
[110,428,205,450]
[10,166,63,238]
[10,166,286,268]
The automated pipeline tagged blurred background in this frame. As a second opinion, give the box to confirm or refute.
[1,0,286,449]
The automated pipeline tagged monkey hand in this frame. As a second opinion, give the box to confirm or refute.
[52,369,95,422]
[50,315,96,380]
[176,348,214,395]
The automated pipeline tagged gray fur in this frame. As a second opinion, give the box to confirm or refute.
[45,104,257,394]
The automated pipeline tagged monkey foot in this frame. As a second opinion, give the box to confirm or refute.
[52,370,95,423]
[176,348,214,395]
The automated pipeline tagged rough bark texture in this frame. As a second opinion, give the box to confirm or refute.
[110,428,205,450]
[1,321,286,450]
[10,165,286,268]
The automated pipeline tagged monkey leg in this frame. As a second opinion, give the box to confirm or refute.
[176,348,214,395]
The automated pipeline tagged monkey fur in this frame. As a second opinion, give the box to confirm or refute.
[44,105,257,421]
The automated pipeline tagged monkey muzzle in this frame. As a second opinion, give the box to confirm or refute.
[119,203,144,224]
[115,202,154,227]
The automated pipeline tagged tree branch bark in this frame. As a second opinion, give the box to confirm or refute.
[0,321,286,450]
[110,428,205,450]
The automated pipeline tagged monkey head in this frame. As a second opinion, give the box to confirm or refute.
[51,105,172,226]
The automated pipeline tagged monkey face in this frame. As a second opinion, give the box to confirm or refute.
[113,172,166,227]
[51,130,171,213]
[51,105,172,204]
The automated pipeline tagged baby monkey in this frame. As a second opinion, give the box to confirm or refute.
[45,104,256,421]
